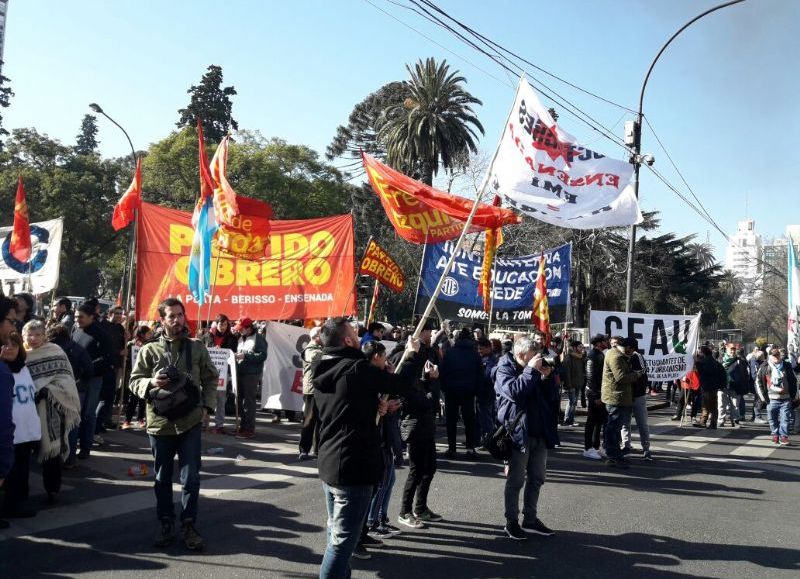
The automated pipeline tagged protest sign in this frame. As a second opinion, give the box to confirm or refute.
[261,322,309,412]
[0,217,63,295]
[589,310,701,381]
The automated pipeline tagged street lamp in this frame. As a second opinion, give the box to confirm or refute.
[624,0,747,312]
[90,102,138,313]
[88,102,137,169]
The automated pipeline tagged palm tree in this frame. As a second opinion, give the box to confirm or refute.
[687,241,716,270]
[377,57,484,185]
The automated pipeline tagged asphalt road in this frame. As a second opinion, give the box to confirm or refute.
[2,401,799,578]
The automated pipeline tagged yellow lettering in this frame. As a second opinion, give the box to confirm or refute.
[175,256,190,283]
[236,261,261,286]
[212,260,234,285]
[305,258,331,285]
[261,261,281,286]
[169,225,194,254]
[309,231,335,258]
[281,260,304,285]
[284,234,308,259]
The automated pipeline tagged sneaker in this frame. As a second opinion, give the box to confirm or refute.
[93,434,104,445]
[692,422,705,428]
[368,524,394,539]
[504,520,527,540]
[465,448,478,459]
[360,534,384,548]
[138,420,147,428]
[414,509,443,522]
[643,450,653,461]
[235,430,254,440]
[77,449,90,460]
[270,415,281,424]
[398,513,425,529]
[121,421,133,430]
[772,435,780,444]
[583,448,602,460]
[621,446,631,456]
[212,426,227,435]
[298,452,310,461]
[598,448,608,459]
[670,415,680,421]
[351,544,372,560]
[379,522,402,535]
[521,518,555,536]
[182,521,204,551]
[154,519,176,547]
[754,418,767,425]
[606,458,629,469]
[779,436,790,446]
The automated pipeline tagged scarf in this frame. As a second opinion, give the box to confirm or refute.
[25,342,81,462]
[769,359,785,387]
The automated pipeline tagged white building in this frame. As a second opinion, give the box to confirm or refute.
[725,219,762,301]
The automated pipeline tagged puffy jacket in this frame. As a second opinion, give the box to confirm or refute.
[562,352,586,392]
[600,347,637,407]
[494,353,559,451]
[440,338,483,395]
[585,347,605,401]
[313,346,419,486]
[301,342,323,395]
[629,352,649,398]
[236,332,268,376]
[129,331,219,436]
[755,362,798,402]
[0,361,14,479]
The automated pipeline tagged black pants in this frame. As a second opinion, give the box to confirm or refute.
[3,442,61,513]
[445,391,476,451]
[125,392,146,422]
[401,438,436,515]
[299,394,319,455]
[584,399,607,450]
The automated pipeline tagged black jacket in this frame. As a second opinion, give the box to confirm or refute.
[72,322,114,378]
[585,347,605,400]
[440,338,483,395]
[313,346,418,486]
[51,335,93,392]
[696,356,726,392]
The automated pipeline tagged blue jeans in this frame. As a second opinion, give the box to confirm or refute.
[564,389,578,424]
[320,483,373,579]
[767,400,791,437]
[73,377,103,456]
[149,424,202,522]
[367,452,395,526]
[95,369,117,433]
[504,436,548,523]
[604,405,632,460]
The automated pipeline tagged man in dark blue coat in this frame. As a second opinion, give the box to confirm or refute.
[440,327,483,458]
[495,334,559,541]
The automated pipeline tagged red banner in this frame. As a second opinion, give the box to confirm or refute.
[215,196,274,261]
[136,202,355,321]
[362,153,521,243]
[359,239,405,293]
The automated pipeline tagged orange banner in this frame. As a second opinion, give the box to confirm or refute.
[362,153,521,244]
[215,196,274,261]
[358,239,405,293]
[136,202,355,321]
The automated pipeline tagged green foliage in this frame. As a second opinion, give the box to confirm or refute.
[75,114,100,155]
[377,58,484,185]
[176,65,238,143]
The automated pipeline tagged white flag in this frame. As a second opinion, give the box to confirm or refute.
[0,217,63,294]
[486,77,643,229]
[788,241,800,364]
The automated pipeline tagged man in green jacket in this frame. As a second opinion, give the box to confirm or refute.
[233,317,268,439]
[601,337,642,469]
[129,298,218,551]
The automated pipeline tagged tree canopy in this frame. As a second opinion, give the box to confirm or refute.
[176,65,238,143]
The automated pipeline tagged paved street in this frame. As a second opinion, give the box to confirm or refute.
[2,403,799,578]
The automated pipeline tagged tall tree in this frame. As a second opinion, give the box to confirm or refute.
[176,65,238,142]
[75,114,99,155]
[377,58,484,185]
[0,63,14,149]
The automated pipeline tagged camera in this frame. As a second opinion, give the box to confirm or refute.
[541,355,557,367]
[163,364,181,384]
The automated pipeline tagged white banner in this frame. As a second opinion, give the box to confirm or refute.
[131,345,235,392]
[0,217,63,294]
[261,322,309,412]
[589,310,701,382]
[486,78,642,229]
[788,241,800,364]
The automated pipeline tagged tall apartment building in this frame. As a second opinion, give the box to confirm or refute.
[725,219,762,301]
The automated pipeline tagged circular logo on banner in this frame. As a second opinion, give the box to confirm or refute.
[1,224,50,274]
[441,276,459,297]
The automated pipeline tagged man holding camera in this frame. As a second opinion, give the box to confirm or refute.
[601,337,642,469]
[495,335,559,541]
[129,298,219,551]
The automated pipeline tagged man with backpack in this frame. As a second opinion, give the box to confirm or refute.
[129,298,219,551]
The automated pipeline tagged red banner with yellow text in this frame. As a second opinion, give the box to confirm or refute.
[358,239,405,293]
[136,202,355,321]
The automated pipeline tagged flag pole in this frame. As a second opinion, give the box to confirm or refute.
[486,249,499,335]
[342,235,374,316]
[125,209,137,316]
[410,231,429,322]
[204,248,222,328]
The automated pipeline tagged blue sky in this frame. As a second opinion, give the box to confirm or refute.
[4,0,798,259]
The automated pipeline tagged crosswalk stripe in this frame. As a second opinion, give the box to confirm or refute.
[729,436,779,458]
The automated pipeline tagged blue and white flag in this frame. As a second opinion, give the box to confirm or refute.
[788,240,800,364]
[188,197,218,305]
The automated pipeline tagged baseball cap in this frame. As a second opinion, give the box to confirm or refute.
[234,317,254,332]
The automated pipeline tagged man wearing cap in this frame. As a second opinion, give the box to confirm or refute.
[299,326,323,460]
[234,318,268,440]
[583,334,608,460]
[601,337,642,468]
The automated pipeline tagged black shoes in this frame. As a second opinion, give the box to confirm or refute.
[504,520,527,540]
[182,521,205,551]
[154,519,176,547]
[521,518,555,536]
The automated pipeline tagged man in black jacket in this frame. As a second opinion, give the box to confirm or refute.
[694,345,726,429]
[583,334,608,460]
[440,327,483,458]
[314,317,420,579]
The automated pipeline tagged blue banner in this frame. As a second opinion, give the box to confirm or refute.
[415,241,571,326]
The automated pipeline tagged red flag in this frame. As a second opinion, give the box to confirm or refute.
[209,135,240,226]
[10,176,32,262]
[478,195,504,312]
[532,251,550,346]
[362,153,520,243]
[112,158,142,231]
[359,239,405,293]
[198,120,215,203]
[366,280,380,326]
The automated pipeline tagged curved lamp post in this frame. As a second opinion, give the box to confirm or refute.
[624,0,747,312]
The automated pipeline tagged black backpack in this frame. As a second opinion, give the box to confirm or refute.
[150,339,201,421]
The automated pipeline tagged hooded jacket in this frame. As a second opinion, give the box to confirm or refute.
[600,347,637,407]
[313,346,419,486]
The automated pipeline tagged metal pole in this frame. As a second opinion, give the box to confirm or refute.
[342,235,373,316]
[624,0,747,312]
[410,232,429,321]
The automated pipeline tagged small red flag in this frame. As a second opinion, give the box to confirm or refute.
[532,251,550,347]
[10,176,32,263]
[112,158,142,231]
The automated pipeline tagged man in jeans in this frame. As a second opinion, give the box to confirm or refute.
[620,339,652,461]
[129,298,218,550]
[233,318,267,440]
[601,337,641,469]
[756,348,798,445]
[313,317,420,578]
[495,335,559,541]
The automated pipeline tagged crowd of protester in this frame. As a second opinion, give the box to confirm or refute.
[1,292,798,578]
